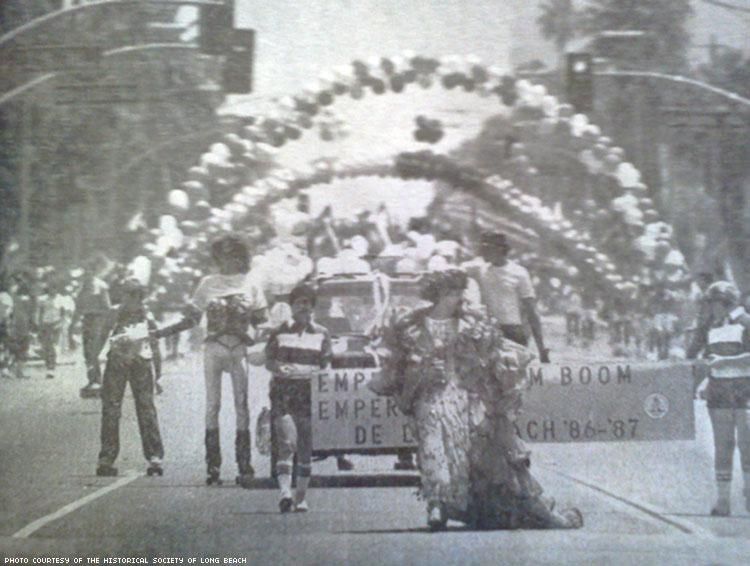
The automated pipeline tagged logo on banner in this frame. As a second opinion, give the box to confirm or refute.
[644,393,669,419]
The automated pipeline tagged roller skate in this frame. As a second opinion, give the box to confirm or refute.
[80,382,101,399]
[336,455,354,471]
[96,463,118,477]
[206,466,222,486]
[427,502,447,532]
[146,458,163,477]
[235,467,254,489]
[205,429,222,486]
[235,430,254,489]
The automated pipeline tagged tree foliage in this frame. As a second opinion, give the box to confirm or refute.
[580,0,694,71]
[537,0,578,54]
[698,47,750,98]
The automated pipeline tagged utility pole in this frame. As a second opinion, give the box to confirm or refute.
[18,98,32,263]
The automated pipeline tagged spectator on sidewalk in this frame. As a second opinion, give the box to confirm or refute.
[36,279,66,380]
[70,256,112,396]
[0,279,13,379]
[8,277,34,380]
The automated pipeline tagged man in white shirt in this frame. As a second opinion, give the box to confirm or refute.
[466,232,550,363]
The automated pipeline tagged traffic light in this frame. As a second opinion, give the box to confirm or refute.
[222,29,255,94]
[200,2,233,55]
[566,53,594,113]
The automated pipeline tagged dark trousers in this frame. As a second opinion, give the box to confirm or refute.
[38,323,61,371]
[83,314,109,384]
[500,324,529,347]
[99,355,164,465]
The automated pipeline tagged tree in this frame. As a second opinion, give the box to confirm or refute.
[537,0,578,69]
[698,46,750,98]
[580,0,694,72]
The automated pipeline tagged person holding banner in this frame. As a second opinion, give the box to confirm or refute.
[265,283,332,513]
[465,232,550,363]
[379,269,582,531]
[692,281,750,516]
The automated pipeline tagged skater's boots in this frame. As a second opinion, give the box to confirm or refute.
[205,429,222,485]
[235,429,254,488]
[712,480,731,516]
[96,463,118,477]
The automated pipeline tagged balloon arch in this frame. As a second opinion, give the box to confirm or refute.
[145,53,689,303]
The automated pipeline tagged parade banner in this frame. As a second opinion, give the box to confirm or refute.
[311,369,416,451]
[516,361,699,442]
[312,361,700,449]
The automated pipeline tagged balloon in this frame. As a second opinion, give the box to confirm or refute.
[209,143,231,159]
[417,75,433,89]
[129,255,152,286]
[168,189,189,211]
[615,162,641,188]
[159,214,178,233]
[187,166,210,183]
[350,84,364,99]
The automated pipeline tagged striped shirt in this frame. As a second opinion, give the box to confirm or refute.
[265,319,332,379]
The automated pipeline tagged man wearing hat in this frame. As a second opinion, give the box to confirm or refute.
[467,232,550,363]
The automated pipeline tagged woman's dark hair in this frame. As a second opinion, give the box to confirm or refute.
[420,269,468,303]
[210,234,250,273]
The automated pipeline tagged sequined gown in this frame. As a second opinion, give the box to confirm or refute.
[382,307,582,529]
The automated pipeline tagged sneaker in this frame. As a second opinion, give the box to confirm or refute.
[46,373,54,380]
[394,458,417,471]
[279,497,294,513]
[294,500,309,513]
[711,500,731,517]
[427,503,447,531]
[336,456,354,471]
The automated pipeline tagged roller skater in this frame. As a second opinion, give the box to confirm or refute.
[689,281,750,516]
[96,278,164,478]
[154,235,267,488]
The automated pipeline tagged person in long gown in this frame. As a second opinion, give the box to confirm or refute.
[379,269,582,531]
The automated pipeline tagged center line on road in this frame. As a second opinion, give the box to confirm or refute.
[12,472,140,539]
[544,467,717,540]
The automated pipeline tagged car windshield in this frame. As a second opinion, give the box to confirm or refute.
[314,280,378,335]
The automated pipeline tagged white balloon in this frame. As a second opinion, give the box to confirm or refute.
[168,189,190,210]
[129,255,152,286]
[615,162,641,188]
[159,214,178,233]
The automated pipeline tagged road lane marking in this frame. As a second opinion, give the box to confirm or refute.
[545,467,717,539]
[12,472,140,539]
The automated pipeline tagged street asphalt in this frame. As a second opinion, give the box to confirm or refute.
[2,322,750,565]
